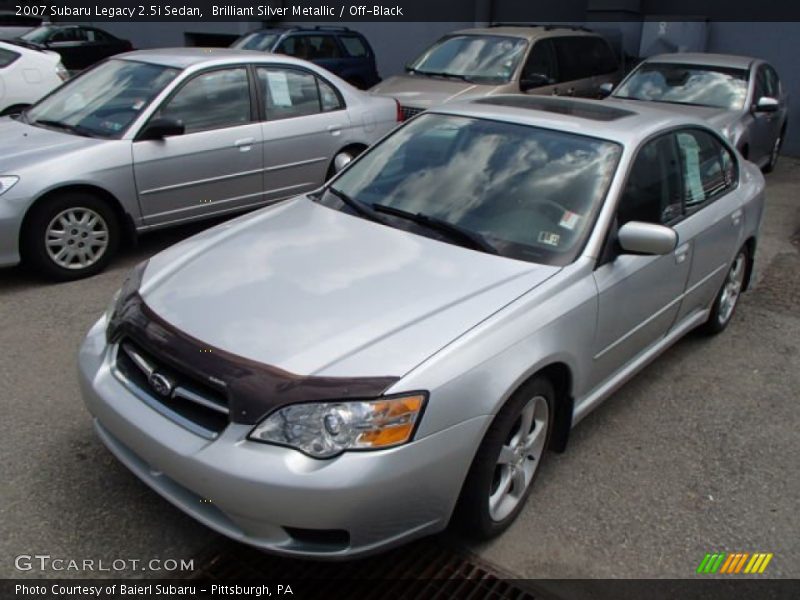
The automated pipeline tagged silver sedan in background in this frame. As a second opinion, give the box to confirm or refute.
[607,53,788,172]
[80,96,764,558]
[0,48,399,280]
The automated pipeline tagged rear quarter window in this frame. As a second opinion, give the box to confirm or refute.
[0,47,20,68]
[339,35,370,57]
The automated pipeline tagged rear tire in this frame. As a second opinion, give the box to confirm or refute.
[453,377,554,540]
[699,247,748,335]
[22,192,120,281]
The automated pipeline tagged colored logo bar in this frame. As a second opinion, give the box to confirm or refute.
[696,552,773,574]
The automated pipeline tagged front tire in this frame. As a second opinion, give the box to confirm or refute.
[454,377,554,540]
[700,247,748,335]
[22,192,120,281]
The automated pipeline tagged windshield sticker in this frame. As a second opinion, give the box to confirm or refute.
[538,231,560,246]
[559,210,581,231]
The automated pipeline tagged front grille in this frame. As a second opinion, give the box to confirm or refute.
[115,338,229,438]
[400,105,424,120]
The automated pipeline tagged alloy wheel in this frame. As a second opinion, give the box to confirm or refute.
[718,252,746,326]
[45,207,110,270]
[488,394,549,522]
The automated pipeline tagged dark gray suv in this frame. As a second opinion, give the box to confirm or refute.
[232,26,380,89]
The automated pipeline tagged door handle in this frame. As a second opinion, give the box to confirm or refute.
[731,209,743,227]
[327,124,342,136]
[566,88,575,96]
[552,88,560,96]
[234,138,254,152]
[674,243,690,265]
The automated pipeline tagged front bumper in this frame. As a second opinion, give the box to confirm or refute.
[78,317,488,558]
[0,192,26,267]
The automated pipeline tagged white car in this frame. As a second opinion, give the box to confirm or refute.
[0,40,67,116]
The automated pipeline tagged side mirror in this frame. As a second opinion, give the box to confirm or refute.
[520,73,552,92]
[618,221,678,256]
[599,82,614,97]
[754,96,779,113]
[138,117,184,141]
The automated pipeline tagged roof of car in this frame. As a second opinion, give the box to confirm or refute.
[645,52,757,70]
[117,47,311,69]
[434,95,713,148]
[452,25,600,41]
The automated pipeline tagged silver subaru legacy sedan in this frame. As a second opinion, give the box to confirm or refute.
[608,53,788,173]
[0,48,398,280]
[79,95,764,558]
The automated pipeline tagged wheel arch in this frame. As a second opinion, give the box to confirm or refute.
[742,236,757,292]
[20,184,136,256]
[325,142,369,179]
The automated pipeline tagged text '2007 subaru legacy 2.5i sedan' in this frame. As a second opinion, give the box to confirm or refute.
[0,48,398,280]
[80,95,764,558]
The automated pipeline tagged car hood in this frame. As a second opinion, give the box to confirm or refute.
[0,117,102,169]
[371,74,486,109]
[141,197,559,379]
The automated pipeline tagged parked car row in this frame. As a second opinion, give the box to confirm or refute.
[0,21,782,560]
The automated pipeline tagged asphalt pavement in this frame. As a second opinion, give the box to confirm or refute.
[1,159,798,580]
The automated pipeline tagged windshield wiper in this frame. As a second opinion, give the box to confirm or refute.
[409,69,475,83]
[327,187,387,225]
[372,203,497,255]
[31,119,94,137]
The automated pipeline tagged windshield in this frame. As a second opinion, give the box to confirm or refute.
[321,114,622,265]
[232,32,279,51]
[408,35,527,84]
[19,26,51,44]
[614,63,750,110]
[25,59,180,138]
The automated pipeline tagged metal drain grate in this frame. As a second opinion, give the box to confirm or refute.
[186,536,541,599]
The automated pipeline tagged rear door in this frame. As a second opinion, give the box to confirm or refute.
[133,66,265,226]
[672,129,745,322]
[519,39,559,95]
[550,36,598,97]
[256,65,349,198]
[338,34,378,88]
[590,133,691,387]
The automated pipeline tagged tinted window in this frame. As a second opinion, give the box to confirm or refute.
[520,40,556,87]
[51,28,88,42]
[158,68,251,134]
[340,35,369,57]
[87,29,113,42]
[552,37,617,82]
[278,35,341,60]
[676,130,736,210]
[258,68,325,120]
[615,63,749,110]
[408,35,528,84]
[755,64,780,99]
[26,59,180,138]
[323,113,622,266]
[0,47,20,68]
[619,135,683,226]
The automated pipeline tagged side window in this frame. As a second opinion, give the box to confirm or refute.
[588,38,618,75]
[676,130,737,211]
[319,78,344,112]
[618,135,683,226]
[0,47,20,68]
[520,40,556,86]
[258,67,323,120]
[552,37,591,82]
[763,65,780,98]
[340,35,369,58]
[277,35,341,60]
[157,68,251,134]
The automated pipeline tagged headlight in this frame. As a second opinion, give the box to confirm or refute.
[56,64,70,82]
[249,393,427,458]
[0,176,19,196]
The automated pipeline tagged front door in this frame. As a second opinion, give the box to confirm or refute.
[750,64,783,165]
[590,133,691,387]
[133,66,265,227]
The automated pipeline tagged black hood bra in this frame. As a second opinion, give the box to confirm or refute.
[107,292,400,425]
